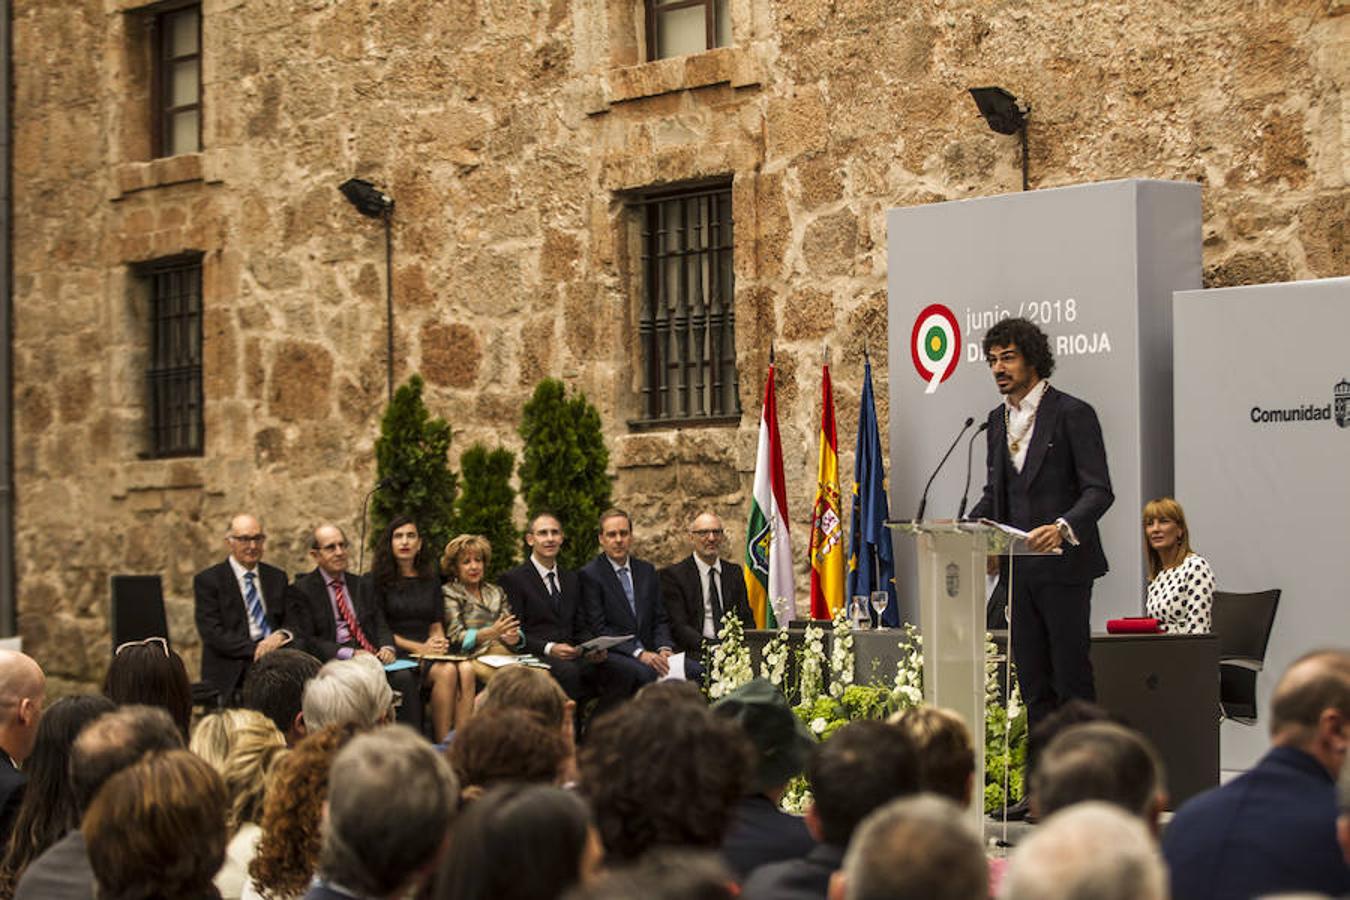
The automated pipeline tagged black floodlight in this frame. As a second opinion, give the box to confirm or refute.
[968,86,1031,190]
[338,178,394,218]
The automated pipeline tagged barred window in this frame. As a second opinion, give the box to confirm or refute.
[152,3,201,157]
[634,184,739,425]
[646,0,729,60]
[139,254,204,457]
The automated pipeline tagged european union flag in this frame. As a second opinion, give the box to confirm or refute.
[847,355,898,626]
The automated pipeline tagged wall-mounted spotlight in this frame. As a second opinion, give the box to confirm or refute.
[968,86,1031,191]
[339,178,396,401]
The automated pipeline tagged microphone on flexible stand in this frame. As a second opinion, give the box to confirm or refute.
[915,417,974,521]
[357,477,396,574]
[957,422,990,519]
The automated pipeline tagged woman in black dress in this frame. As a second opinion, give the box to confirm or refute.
[369,515,461,741]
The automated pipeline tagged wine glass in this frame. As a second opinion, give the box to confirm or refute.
[851,595,870,630]
[870,590,889,628]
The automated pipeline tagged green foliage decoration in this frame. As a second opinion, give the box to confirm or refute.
[452,444,519,580]
[517,379,613,573]
[370,374,458,561]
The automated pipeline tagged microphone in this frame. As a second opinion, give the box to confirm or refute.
[957,421,990,519]
[356,478,395,574]
[916,417,974,521]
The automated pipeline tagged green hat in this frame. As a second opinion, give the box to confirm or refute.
[713,678,816,793]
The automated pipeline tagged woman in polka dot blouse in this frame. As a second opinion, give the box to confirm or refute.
[1143,497,1216,634]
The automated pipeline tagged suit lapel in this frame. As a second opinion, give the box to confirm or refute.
[1022,386,1060,485]
[600,558,638,629]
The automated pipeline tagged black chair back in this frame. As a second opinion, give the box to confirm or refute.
[109,575,170,651]
[1210,589,1280,663]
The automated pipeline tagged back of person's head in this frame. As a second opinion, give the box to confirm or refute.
[564,849,734,900]
[189,707,259,773]
[83,749,228,900]
[71,705,184,814]
[218,709,287,831]
[102,641,193,741]
[242,647,322,741]
[318,725,458,898]
[838,794,987,900]
[633,680,708,709]
[479,665,567,729]
[435,784,595,900]
[580,699,752,863]
[451,709,568,797]
[808,721,920,847]
[889,706,975,806]
[0,650,45,756]
[302,654,393,731]
[1032,722,1166,824]
[249,723,363,899]
[1025,698,1111,781]
[712,678,815,795]
[0,694,115,894]
[1269,649,1350,744]
[1002,802,1167,900]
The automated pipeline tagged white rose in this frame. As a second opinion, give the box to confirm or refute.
[810,717,828,734]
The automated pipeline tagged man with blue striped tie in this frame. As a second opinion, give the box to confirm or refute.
[193,514,292,704]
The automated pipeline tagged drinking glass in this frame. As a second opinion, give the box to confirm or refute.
[870,590,889,628]
[851,595,870,630]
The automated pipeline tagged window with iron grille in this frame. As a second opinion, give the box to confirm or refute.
[152,3,201,157]
[646,0,729,60]
[634,184,739,425]
[140,254,204,457]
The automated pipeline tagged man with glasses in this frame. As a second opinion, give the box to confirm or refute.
[659,512,755,658]
[193,514,292,705]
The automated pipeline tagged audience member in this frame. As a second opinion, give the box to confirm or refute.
[1163,649,1350,899]
[434,784,600,900]
[478,666,577,783]
[1002,802,1166,900]
[565,849,735,900]
[741,721,919,900]
[14,705,182,900]
[450,709,569,801]
[1142,496,1216,634]
[442,534,523,730]
[1032,721,1166,831]
[103,637,192,741]
[889,706,975,806]
[191,708,257,773]
[83,749,228,900]
[241,648,320,746]
[194,514,293,705]
[712,679,817,880]
[829,794,987,900]
[0,651,45,850]
[214,711,287,900]
[1338,750,1350,865]
[632,679,707,709]
[0,695,113,899]
[248,724,361,900]
[366,515,452,739]
[301,654,394,731]
[581,509,703,687]
[579,697,751,863]
[658,512,755,658]
[1006,697,1110,821]
[305,727,456,900]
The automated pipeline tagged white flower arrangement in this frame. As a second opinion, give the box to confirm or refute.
[890,622,924,709]
[827,603,855,698]
[706,610,753,699]
[758,624,791,687]
[797,621,826,706]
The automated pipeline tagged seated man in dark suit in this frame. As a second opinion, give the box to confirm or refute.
[741,721,920,900]
[193,513,292,705]
[580,509,704,689]
[285,523,417,725]
[498,512,629,708]
[1163,649,1350,900]
[659,511,755,659]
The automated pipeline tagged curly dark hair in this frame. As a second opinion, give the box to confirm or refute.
[0,694,116,898]
[579,699,752,863]
[982,317,1055,380]
[371,514,435,587]
[450,710,568,796]
[248,723,363,900]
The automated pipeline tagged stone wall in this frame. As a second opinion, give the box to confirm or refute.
[10,0,1346,692]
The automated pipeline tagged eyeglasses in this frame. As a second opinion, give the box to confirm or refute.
[115,636,169,656]
[691,529,724,537]
[228,534,267,545]
[316,541,349,553]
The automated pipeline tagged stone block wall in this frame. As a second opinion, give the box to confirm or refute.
[10,0,1346,692]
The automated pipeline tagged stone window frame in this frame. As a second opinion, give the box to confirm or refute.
[645,0,729,62]
[148,0,203,158]
[627,180,741,429]
[135,252,206,458]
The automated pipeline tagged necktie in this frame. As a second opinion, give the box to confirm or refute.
[332,578,376,654]
[708,567,724,637]
[546,571,560,611]
[618,566,636,616]
[244,571,272,638]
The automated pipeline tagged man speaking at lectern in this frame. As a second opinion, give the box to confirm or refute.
[970,317,1114,733]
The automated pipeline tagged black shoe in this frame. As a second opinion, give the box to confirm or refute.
[1002,798,1032,821]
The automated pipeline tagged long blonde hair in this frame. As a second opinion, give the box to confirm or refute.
[1142,497,1195,580]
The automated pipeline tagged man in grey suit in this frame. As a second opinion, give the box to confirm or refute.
[659,511,756,658]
